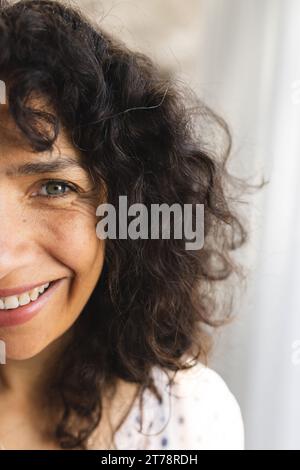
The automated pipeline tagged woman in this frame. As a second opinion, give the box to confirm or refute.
[0,0,247,450]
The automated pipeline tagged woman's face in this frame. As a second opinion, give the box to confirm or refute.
[0,103,105,360]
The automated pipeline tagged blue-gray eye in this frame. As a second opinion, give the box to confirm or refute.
[40,181,74,197]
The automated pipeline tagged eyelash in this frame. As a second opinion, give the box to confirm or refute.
[33,179,79,199]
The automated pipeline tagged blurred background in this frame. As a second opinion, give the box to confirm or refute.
[74,0,300,450]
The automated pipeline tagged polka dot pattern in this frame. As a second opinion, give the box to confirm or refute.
[88,362,245,450]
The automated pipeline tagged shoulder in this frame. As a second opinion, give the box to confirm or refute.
[148,361,245,450]
[99,360,245,450]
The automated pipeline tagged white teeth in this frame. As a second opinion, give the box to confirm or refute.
[0,282,51,310]
[4,296,19,310]
[38,283,49,295]
[19,293,31,306]
[29,288,39,301]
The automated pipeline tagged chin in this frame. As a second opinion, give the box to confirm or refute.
[6,344,44,361]
[2,334,55,361]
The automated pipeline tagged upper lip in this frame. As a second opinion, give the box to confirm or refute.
[0,281,53,298]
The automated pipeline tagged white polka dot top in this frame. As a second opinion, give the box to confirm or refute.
[90,361,244,450]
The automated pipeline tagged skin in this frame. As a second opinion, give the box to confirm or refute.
[0,101,139,449]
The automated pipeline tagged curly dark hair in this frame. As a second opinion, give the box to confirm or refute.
[0,0,258,449]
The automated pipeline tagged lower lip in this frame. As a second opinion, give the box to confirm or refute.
[0,279,64,328]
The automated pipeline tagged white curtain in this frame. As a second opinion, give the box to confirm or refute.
[194,0,300,450]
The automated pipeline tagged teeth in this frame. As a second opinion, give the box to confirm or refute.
[29,288,39,301]
[0,282,51,310]
[4,296,19,310]
[19,293,31,306]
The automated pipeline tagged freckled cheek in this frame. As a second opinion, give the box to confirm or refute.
[36,211,104,274]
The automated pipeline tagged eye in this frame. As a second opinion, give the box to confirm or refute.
[33,180,77,198]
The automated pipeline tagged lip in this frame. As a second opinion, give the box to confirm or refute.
[0,278,64,328]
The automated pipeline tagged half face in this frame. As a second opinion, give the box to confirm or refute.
[0,102,105,360]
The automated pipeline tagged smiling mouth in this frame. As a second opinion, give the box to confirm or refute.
[0,281,53,311]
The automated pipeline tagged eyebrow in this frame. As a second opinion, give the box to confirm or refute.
[5,155,84,177]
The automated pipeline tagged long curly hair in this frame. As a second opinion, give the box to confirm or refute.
[0,0,256,449]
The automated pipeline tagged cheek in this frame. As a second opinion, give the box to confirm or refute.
[38,206,104,276]
[1,206,105,361]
